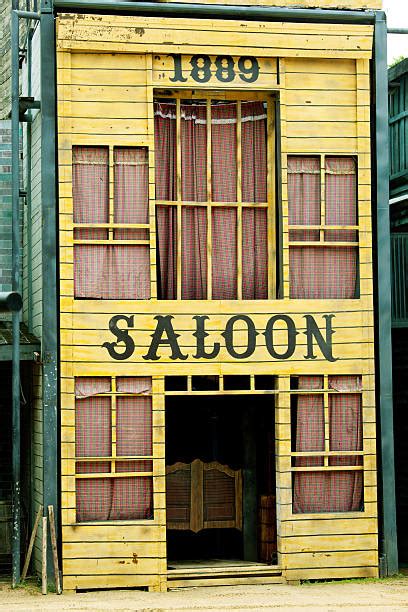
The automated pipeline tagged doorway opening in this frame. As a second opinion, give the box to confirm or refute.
[165,375,277,569]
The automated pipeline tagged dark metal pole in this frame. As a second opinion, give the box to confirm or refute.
[11,8,21,588]
[387,28,408,34]
[26,27,34,332]
[375,11,399,576]
[40,0,59,586]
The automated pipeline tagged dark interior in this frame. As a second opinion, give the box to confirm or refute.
[165,384,276,564]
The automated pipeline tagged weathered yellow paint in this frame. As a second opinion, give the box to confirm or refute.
[156,0,381,7]
[57,11,378,591]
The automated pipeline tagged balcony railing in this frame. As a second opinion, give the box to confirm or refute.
[391,233,408,327]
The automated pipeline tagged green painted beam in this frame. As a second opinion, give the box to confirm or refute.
[40,0,59,586]
[375,11,399,576]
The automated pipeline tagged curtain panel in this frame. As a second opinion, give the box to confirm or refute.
[293,375,363,514]
[289,156,358,299]
[154,100,268,299]
[73,146,150,300]
[75,377,153,522]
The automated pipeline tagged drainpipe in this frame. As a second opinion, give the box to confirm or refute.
[11,6,22,588]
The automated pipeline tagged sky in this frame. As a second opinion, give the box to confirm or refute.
[383,0,408,65]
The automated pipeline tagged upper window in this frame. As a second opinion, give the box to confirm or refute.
[288,156,359,299]
[154,93,276,300]
[72,146,150,299]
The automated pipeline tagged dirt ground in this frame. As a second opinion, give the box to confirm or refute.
[1,576,408,612]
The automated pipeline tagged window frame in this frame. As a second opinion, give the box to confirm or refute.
[153,89,277,300]
[289,374,365,515]
[72,144,152,300]
[74,375,154,524]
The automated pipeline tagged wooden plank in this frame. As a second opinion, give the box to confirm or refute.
[280,533,377,553]
[168,575,285,588]
[63,541,164,559]
[62,524,165,542]
[284,566,378,581]
[63,574,157,591]
[281,549,378,569]
[142,0,381,7]
[190,459,203,533]
[283,517,377,537]
[63,556,161,575]
[56,17,374,56]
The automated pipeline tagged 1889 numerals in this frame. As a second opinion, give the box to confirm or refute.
[169,54,260,84]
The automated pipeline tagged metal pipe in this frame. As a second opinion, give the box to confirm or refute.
[26,27,33,332]
[0,292,23,313]
[11,8,21,588]
[375,11,399,576]
[387,28,408,34]
[15,10,40,20]
[53,0,376,24]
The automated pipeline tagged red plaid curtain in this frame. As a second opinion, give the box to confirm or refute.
[156,205,177,299]
[75,377,153,522]
[154,101,267,299]
[293,375,363,513]
[73,146,150,299]
[289,156,357,298]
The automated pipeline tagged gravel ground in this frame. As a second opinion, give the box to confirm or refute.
[1,576,408,611]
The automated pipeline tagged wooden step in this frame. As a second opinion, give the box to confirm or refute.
[167,560,284,588]
[168,575,286,588]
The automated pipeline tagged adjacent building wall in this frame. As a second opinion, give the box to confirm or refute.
[22,22,44,577]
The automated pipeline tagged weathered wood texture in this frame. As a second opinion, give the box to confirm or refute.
[56,13,378,589]
[154,0,381,7]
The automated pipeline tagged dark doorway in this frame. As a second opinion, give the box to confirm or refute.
[392,328,408,566]
[165,391,277,565]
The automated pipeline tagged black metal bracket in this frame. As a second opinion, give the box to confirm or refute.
[19,96,41,121]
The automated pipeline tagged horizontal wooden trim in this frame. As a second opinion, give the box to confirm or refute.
[289,225,359,230]
[155,200,268,207]
[291,465,363,472]
[291,451,363,457]
[74,456,153,461]
[74,223,150,229]
[75,472,153,479]
[73,240,150,245]
[288,241,359,247]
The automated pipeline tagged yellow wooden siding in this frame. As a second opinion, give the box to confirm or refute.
[57,13,378,589]
[155,0,381,8]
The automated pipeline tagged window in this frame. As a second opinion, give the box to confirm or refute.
[75,376,153,522]
[288,156,358,299]
[291,375,363,513]
[154,93,276,300]
[73,146,150,299]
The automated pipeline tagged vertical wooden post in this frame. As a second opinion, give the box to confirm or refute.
[48,505,62,594]
[21,505,42,582]
[41,516,47,595]
[242,405,257,561]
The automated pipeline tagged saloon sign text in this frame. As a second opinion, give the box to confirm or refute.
[103,313,337,362]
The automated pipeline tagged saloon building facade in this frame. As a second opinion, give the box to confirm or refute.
[4,0,398,592]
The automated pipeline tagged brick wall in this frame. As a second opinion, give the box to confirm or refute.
[0,121,12,294]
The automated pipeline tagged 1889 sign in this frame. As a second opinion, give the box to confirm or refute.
[169,54,260,84]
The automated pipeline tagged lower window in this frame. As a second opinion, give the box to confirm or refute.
[74,376,153,522]
[291,375,363,513]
